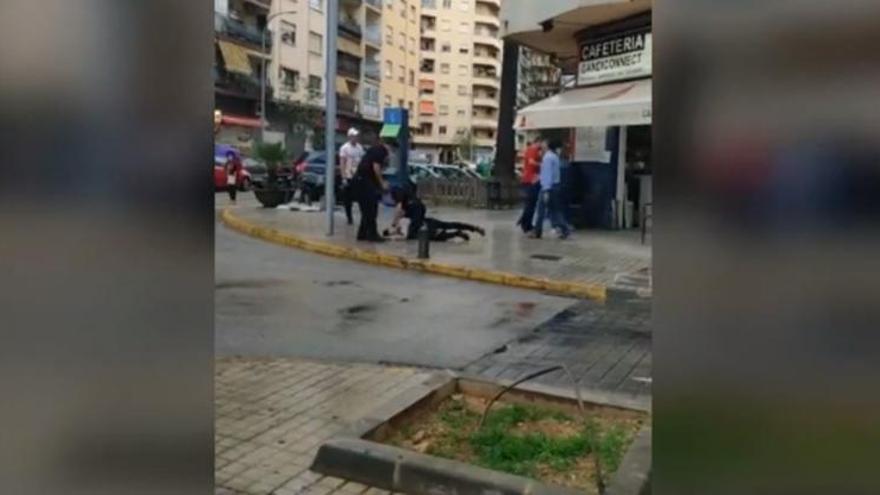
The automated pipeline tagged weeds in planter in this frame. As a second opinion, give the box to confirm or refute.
[388,397,642,493]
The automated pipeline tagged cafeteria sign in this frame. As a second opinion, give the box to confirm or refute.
[578,28,651,86]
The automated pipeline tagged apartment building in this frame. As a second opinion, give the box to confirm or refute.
[214,0,273,151]
[379,0,422,133]
[414,0,502,164]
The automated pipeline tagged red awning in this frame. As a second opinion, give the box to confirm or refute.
[419,101,436,115]
[221,115,262,128]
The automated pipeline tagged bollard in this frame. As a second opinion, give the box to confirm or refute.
[417,224,430,259]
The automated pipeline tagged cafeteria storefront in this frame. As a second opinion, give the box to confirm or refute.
[515,11,652,230]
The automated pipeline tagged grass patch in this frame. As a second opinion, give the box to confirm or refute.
[386,396,644,493]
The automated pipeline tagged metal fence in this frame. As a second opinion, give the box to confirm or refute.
[418,178,519,209]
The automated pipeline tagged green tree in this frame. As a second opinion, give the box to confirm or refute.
[453,130,476,162]
[254,141,288,188]
[276,88,324,151]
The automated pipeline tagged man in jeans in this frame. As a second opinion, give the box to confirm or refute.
[339,128,365,224]
[530,139,571,239]
[516,137,543,233]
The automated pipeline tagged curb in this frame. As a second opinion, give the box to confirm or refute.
[311,438,584,495]
[220,208,607,301]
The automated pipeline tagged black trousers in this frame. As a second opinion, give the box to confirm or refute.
[356,186,380,241]
[407,216,482,242]
[517,182,540,232]
[227,185,237,201]
[341,181,355,224]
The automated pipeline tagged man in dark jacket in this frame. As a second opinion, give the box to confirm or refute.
[386,187,485,242]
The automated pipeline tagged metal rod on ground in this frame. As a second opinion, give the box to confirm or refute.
[477,364,586,430]
[417,225,430,259]
[324,0,339,236]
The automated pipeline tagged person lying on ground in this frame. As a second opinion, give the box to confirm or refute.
[385,187,485,242]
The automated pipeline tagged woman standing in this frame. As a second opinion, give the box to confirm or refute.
[224,150,243,203]
[351,142,390,242]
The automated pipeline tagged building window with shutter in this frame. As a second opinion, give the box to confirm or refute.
[281,68,300,91]
[280,21,296,46]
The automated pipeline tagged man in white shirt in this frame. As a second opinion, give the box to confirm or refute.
[339,128,365,224]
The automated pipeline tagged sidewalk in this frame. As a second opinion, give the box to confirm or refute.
[219,195,651,297]
[216,357,435,495]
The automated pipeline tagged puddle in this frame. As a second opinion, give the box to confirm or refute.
[216,279,286,290]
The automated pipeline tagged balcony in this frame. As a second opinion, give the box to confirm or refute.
[364,62,381,81]
[472,96,499,108]
[338,18,363,40]
[365,26,382,46]
[214,68,270,101]
[474,135,496,147]
[474,13,500,28]
[337,93,359,115]
[473,29,501,48]
[215,13,272,50]
[472,71,500,88]
[338,59,361,80]
[365,0,382,11]
[472,115,498,128]
[476,0,501,7]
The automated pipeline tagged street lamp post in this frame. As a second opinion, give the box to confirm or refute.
[324,1,339,236]
[260,10,298,143]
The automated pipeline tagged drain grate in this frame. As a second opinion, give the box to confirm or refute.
[530,254,563,262]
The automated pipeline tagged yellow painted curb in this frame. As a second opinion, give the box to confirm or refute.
[220,208,606,301]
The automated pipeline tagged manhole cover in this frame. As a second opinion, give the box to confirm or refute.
[530,254,562,261]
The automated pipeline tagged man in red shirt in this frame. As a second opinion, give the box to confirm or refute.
[516,137,544,233]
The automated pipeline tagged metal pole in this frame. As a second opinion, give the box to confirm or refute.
[260,29,267,143]
[324,0,339,236]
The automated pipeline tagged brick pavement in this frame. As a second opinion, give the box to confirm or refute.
[464,296,652,400]
[221,195,651,291]
[215,358,435,495]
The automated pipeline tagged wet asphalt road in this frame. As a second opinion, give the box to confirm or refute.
[216,222,573,369]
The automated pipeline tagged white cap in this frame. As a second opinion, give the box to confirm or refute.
[347,128,360,137]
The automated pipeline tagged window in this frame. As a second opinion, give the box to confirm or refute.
[439,125,447,135]
[441,42,450,53]
[281,68,300,91]
[410,5,417,20]
[398,98,405,107]
[440,83,450,92]
[386,26,393,45]
[439,105,449,116]
[457,85,467,95]
[385,61,393,78]
[459,46,469,54]
[308,75,322,95]
[457,126,468,135]
[459,22,469,34]
[280,21,296,46]
[440,19,451,31]
[364,85,379,104]
[400,0,407,18]
[399,32,406,48]
[409,70,415,86]
[422,0,436,8]
[308,32,323,55]
[409,36,416,54]
[442,0,452,8]
[459,0,469,10]
[457,108,466,116]
[458,64,468,76]
[440,63,450,74]
[385,94,392,106]
[408,101,414,113]
[398,65,405,83]
[310,0,323,11]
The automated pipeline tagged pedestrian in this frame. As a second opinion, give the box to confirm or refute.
[516,137,543,233]
[531,139,571,239]
[351,141,390,242]
[224,150,242,203]
[385,187,485,242]
[339,128,365,224]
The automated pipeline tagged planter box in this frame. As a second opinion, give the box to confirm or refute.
[311,376,650,495]
[253,188,292,208]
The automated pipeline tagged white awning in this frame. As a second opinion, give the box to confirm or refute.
[515,78,652,129]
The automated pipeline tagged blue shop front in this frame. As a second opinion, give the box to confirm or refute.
[515,12,652,231]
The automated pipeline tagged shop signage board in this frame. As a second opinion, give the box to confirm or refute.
[578,27,652,87]
[574,127,611,163]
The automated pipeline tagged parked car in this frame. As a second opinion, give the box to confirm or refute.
[429,164,476,180]
[213,154,252,191]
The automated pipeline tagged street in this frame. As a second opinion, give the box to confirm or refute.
[216,219,574,369]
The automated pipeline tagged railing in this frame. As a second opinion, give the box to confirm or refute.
[364,27,382,46]
[338,56,361,79]
[472,116,497,128]
[365,0,382,9]
[215,13,272,49]
[214,70,270,100]
[418,177,518,208]
[338,18,362,39]
[364,63,381,81]
[421,0,437,8]
[362,101,381,119]
[337,94,359,114]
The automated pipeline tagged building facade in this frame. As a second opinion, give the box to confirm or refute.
[412,0,503,164]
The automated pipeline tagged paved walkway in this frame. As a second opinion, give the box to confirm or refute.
[220,195,651,293]
[216,358,435,495]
